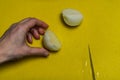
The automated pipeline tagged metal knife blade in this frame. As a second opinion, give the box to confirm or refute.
[88,45,96,80]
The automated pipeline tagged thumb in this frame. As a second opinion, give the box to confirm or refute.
[26,47,49,57]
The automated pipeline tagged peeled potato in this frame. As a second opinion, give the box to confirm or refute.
[43,30,61,51]
[62,8,83,26]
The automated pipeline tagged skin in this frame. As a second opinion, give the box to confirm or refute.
[0,17,49,64]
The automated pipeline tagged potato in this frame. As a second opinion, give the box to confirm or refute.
[43,30,61,51]
[62,8,83,26]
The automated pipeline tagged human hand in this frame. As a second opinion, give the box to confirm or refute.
[0,18,49,63]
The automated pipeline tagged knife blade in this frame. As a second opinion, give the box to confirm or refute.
[88,45,96,80]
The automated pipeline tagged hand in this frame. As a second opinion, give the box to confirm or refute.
[0,18,49,63]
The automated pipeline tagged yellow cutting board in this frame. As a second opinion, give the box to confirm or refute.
[0,0,120,80]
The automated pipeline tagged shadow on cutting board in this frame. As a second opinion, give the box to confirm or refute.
[0,56,48,71]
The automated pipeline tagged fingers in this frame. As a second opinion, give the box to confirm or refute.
[30,28,40,39]
[19,17,48,32]
[38,27,45,35]
[26,28,43,44]
[26,47,49,57]
[26,32,33,43]
[19,17,48,43]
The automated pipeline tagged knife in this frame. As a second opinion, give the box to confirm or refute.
[88,45,96,80]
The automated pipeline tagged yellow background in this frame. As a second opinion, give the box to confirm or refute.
[0,0,120,80]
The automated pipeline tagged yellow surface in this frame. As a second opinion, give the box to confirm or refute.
[0,0,120,80]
